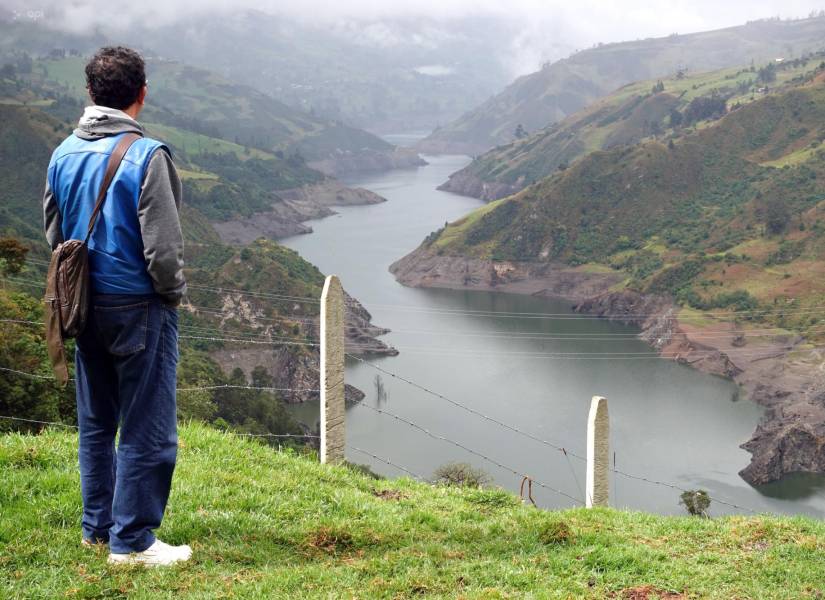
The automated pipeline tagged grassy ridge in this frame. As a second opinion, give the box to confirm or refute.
[1,424,824,599]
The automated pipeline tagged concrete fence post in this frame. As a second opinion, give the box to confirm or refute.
[586,395,609,508]
[319,275,345,464]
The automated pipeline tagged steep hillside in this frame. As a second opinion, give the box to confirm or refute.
[0,99,395,438]
[419,16,825,155]
[441,54,825,201]
[394,80,825,486]
[4,50,423,177]
[0,63,394,237]
[4,424,825,598]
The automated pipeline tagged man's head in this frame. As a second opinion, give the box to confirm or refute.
[85,46,147,118]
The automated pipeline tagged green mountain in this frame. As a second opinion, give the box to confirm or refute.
[20,54,422,176]
[440,53,825,201]
[0,16,427,176]
[0,81,393,437]
[419,16,825,155]
[409,78,825,320]
[4,424,825,598]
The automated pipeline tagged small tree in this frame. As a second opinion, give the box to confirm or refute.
[0,238,28,277]
[514,124,528,139]
[757,63,777,84]
[669,108,683,128]
[433,462,490,488]
[765,200,791,235]
[680,490,711,517]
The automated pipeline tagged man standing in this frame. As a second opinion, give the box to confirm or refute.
[44,46,190,566]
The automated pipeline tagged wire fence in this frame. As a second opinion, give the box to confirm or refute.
[0,275,774,515]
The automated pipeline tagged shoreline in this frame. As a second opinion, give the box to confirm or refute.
[389,246,825,486]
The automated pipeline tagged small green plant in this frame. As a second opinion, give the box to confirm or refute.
[680,490,711,517]
[433,462,490,488]
[537,520,574,545]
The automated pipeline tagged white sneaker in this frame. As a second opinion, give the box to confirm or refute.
[107,539,192,567]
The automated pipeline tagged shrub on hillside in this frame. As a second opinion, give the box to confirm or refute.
[433,462,490,488]
[767,239,805,265]
[646,259,705,295]
[683,94,727,125]
[680,490,711,517]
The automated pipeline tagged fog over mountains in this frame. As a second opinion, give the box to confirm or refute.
[5,1,825,133]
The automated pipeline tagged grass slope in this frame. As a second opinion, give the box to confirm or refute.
[421,16,825,153]
[446,55,825,199]
[2,424,824,599]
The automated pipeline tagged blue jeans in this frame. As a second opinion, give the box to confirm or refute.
[75,294,179,553]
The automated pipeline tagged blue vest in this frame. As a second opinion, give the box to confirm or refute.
[48,132,167,296]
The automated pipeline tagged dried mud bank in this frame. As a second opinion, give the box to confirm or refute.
[390,246,825,486]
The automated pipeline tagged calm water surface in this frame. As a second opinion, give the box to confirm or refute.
[282,153,825,517]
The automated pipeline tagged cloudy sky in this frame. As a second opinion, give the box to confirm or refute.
[5,0,825,75]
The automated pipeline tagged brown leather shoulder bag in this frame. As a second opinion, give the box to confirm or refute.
[45,133,141,386]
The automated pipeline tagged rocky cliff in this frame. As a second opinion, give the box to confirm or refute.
[202,291,397,406]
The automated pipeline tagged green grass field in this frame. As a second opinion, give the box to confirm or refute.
[2,424,824,599]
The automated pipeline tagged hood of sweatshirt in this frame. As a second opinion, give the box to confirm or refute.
[74,105,144,141]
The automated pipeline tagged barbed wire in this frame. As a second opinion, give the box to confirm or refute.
[176,384,318,393]
[10,314,813,345]
[187,283,321,304]
[0,414,318,440]
[178,334,319,347]
[0,366,63,380]
[0,285,774,512]
[1,319,802,359]
[8,275,825,321]
[231,431,319,439]
[0,415,77,428]
[347,354,762,513]
[347,445,424,480]
[347,353,583,457]
[0,365,319,395]
[354,402,583,505]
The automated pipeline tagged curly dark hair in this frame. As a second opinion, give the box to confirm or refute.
[85,46,146,110]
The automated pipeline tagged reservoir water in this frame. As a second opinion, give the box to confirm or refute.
[282,153,825,517]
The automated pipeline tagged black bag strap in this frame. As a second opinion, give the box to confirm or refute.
[84,132,141,245]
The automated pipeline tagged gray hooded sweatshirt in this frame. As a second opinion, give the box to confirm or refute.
[44,106,187,306]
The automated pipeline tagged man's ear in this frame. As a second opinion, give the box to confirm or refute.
[87,86,95,105]
[137,84,147,106]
